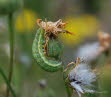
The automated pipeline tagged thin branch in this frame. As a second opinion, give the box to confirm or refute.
[0,68,17,97]
[6,13,15,97]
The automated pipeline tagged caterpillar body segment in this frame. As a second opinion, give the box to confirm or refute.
[32,28,62,72]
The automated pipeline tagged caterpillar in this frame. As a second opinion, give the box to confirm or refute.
[32,19,73,72]
[32,28,63,72]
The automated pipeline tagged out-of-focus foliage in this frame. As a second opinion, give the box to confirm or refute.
[37,88,56,97]
[0,0,22,14]
[99,65,111,97]
[60,15,100,46]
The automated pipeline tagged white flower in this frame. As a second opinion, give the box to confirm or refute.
[76,42,100,62]
[68,63,96,97]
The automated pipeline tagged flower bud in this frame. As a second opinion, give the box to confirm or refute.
[47,39,64,59]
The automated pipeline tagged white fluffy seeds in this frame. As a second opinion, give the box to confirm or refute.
[68,64,96,97]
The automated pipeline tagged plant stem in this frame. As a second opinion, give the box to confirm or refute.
[6,13,15,97]
[0,68,17,97]
[64,82,72,97]
[62,67,72,97]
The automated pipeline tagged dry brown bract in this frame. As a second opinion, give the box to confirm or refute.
[37,19,73,55]
[64,57,81,72]
[37,19,73,37]
[98,32,111,52]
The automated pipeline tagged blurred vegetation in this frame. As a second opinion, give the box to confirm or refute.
[0,0,111,97]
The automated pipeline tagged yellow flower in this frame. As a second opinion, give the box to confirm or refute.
[15,9,38,33]
[59,14,100,46]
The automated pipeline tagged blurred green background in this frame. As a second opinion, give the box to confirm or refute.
[0,0,111,97]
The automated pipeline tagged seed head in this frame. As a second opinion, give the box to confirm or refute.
[68,61,97,97]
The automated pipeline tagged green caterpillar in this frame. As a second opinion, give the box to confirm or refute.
[32,28,63,72]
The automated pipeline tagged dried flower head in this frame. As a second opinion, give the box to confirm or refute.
[68,58,97,97]
[98,31,111,52]
[76,32,111,63]
[37,19,73,54]
[37,19,73,37]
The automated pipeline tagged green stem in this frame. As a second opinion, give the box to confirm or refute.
[65,84,71,97]
[0,68,17,97]
[65,83,72,97]
[62,67,72,97]
[6,13,15,97]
